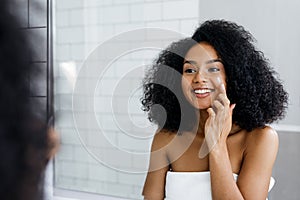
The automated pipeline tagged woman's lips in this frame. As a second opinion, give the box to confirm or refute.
[193,88,214,98]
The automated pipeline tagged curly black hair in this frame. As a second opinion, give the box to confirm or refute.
[0,1,49,199]
[141,20,288,132]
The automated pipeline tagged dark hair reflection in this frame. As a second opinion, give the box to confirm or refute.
[0,1,50,199]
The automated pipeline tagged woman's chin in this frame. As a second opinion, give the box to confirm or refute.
[191,102,211,110]
[185,97,211,110]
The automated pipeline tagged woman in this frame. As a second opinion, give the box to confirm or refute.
[141,20,288,199]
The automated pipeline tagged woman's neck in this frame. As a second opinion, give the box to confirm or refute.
[196,109,209,137]
[195,109,241,137]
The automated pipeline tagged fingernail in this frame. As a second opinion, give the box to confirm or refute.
[232,103,236,109]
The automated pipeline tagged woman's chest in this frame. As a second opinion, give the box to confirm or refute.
[167,132,247,173]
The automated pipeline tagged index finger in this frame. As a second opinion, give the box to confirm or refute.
[219,82,226,94]
[216,76,226,96]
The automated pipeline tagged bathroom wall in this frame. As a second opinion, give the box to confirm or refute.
[269,131,300,200]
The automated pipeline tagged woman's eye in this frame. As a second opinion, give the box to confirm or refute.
[208,67,220,73]
[184,68,197,73]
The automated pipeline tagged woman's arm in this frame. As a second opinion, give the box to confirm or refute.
[209,142,244,199]
[142,131,170,200]
[236,127,278,199]
[206,91,244,199]
[209,126,278,200]
[206,85,278,199]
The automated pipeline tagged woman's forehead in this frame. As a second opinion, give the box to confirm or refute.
[184,42,219,61]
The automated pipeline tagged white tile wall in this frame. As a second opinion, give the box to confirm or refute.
[58,161,89,179]
[57,27,85,44]
[88,164,118,182]
[70,44,88,61]
[83,0,113,7]
[55,44,71,61]
[117,132,152,152]
[69,9,85,26]
[55,11,70,27]
[103,6,131,24]
[162,0,199,20]
[59,128,82,145]
[146,20,180,32]
[56,0,83,10]
[73,145,98,164]
[179,18,200,36]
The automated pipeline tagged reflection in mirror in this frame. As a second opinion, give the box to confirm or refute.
[53,0,300,199]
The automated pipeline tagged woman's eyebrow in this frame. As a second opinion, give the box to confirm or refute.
[183,60,197,65]
[205,58,223,64]
[183,59,223,66]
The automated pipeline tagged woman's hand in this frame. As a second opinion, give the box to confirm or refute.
[199,83,235,158]
[47,127,60,160]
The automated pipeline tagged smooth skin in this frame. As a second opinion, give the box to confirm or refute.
[142,42,278,200]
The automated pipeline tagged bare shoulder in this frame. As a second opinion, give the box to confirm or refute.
[248,125,278,143]
[151,129,176,151]
[245,125,279,154]
[143,130,175,199]
[237,126,279,199]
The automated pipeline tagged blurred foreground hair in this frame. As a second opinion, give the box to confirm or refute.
[0,1,49,199]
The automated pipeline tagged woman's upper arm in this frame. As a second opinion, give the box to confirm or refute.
[237,126,279,199]
[142,132,170,200]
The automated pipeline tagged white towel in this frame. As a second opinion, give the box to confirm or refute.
[165,171,275,200]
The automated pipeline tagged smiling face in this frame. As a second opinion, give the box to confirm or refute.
[181,42,226,110]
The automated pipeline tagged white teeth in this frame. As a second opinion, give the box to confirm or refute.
[194,89,211,94]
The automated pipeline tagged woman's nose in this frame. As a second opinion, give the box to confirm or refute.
[193,71,207,83]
